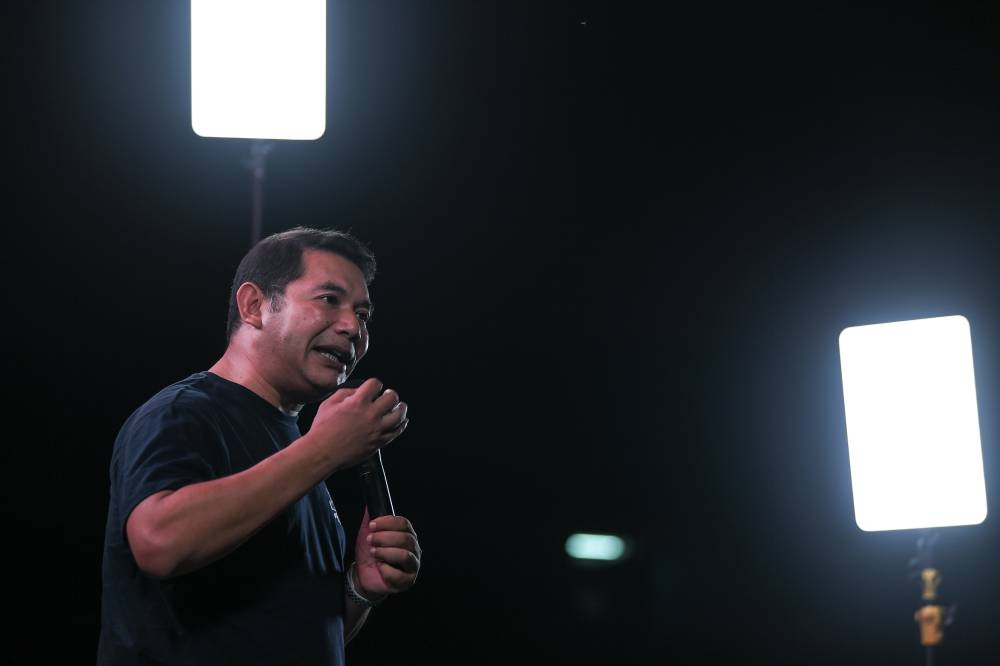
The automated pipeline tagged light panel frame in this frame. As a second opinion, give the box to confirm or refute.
[839,315,988,532]
[191,0,326,140]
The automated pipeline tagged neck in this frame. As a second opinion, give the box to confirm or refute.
[209,349,303,417]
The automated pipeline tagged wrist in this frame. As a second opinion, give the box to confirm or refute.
[346,562,386,608]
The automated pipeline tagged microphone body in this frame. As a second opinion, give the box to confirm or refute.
[358,450,395,518]
[338,379,397,518]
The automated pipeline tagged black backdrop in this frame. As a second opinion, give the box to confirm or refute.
[8,2,1000,664]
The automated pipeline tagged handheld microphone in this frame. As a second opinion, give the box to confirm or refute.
[358,450,395,518]
[339,378,397,518]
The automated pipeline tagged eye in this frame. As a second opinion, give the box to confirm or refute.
[356,310,371,323]
[320,295,340,305]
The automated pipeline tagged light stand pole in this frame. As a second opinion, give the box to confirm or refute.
[244,141,273,247]
[910,530,952,666]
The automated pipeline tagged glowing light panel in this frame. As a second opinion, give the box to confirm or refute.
[565,533,626,561]
[839,315,988,532]
[192,0,326,140]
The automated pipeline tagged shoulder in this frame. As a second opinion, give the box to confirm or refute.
[115,373,228,447]
[131,372,219,422]
[109,375,235,504]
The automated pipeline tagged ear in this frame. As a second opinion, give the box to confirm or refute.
[235,282,266,330]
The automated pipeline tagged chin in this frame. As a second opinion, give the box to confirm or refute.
[319,372,348,392]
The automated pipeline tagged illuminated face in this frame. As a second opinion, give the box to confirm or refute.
[259,249,372,404]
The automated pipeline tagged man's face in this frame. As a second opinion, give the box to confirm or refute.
[259,249,371,403]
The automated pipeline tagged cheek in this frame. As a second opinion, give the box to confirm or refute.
[357,331,370,358]
[304,312,333,332]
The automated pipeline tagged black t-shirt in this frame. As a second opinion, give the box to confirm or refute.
[98,372,347,666]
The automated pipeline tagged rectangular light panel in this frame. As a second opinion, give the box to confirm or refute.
[565,533,626,561]
[839,315,988,531]
[192,0,326,140]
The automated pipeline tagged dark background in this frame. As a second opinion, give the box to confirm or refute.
[7,2,1000,664]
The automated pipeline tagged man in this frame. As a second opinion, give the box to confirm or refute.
[98,227,420,665]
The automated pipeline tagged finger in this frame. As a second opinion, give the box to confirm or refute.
[374,388,400,413]
[370,547,420,574]
[360,506,371,524]
[367,531,419,552]
[379,417,409,444]
[331,387,355,401]
[379,403,407,435]
[370,543,420,568]
[354,377,384,402]
[369,515,416,536]
[376,562,419,591]
[371,548,420,573]
[380,401,407,428]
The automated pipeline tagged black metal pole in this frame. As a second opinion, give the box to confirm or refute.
[246,141,273,247]
[913,529,944,666]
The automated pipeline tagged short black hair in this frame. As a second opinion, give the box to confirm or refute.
[225,227,376,343]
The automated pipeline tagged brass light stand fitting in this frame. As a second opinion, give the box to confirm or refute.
[910,530,956,666]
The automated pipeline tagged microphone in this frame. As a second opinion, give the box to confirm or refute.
[339,378,396,518]
[358,450,395,518]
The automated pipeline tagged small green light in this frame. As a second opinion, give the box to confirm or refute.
[565,533,626,561]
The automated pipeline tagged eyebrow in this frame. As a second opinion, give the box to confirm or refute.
[313,282,373,313]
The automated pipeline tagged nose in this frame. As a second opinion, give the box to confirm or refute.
[334,309,362,341]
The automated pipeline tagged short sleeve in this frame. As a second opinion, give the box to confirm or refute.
[110,394,226,539]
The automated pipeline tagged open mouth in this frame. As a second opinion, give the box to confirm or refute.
[315,346,352,370]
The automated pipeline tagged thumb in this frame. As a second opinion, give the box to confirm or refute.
[356,507,373,552]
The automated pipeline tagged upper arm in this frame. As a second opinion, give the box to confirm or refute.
[124,489,175,577]
[111,394,224,572]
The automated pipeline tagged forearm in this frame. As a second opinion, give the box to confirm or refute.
[127,430,348,578]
